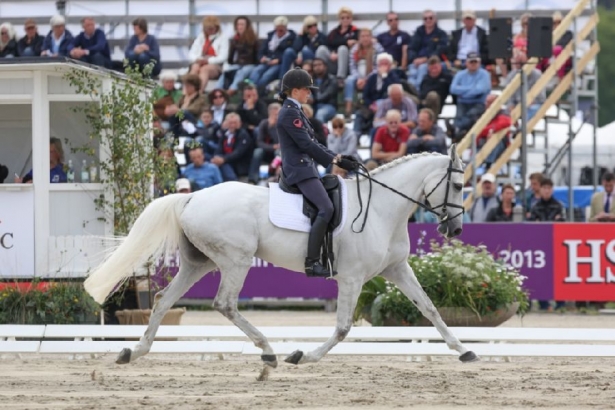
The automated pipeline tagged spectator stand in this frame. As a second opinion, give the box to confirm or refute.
[0,58,132,280]
[459,0,599,220]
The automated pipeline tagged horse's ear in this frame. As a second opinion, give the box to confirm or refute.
[449,143,458,161]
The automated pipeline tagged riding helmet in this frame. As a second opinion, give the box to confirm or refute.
[281,67,319,92]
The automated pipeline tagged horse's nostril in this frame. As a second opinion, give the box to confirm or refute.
[454,228,462,236]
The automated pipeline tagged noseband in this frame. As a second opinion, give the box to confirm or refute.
[351,159,464,233]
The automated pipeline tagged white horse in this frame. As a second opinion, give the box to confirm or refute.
[84,146,478,377]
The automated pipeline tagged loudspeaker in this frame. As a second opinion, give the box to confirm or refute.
[527,17,553,58]
[488,18,513,60]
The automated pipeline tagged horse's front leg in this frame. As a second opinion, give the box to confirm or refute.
[284,277,363,365]
[381,261,479,362]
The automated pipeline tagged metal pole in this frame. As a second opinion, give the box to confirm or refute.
[568,17,578,222]
[256,0,261,37]
[520,69,528,216]
[125,0,129,40]
[322,0,328,34]
[455,0,462,30]
[591,0,599,192]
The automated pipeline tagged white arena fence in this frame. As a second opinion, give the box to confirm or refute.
[2,325,615,361]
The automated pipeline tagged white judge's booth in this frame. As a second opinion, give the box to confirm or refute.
[0,60,118,280]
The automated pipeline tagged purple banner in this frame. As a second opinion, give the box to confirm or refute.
[164,223,552,301]
[409,224,553,300]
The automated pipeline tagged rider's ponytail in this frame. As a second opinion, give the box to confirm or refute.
[276,91,288,102]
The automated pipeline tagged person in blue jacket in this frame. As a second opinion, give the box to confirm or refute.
[68,17,111,68]
[41,15,74,57]
[276,67,358,277]
[125,18,161,77]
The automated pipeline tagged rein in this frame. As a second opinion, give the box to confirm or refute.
[350,159,465,233]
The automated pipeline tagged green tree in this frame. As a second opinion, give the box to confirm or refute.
[598,6,615,126]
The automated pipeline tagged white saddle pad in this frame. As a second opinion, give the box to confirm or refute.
[268,176,347,237]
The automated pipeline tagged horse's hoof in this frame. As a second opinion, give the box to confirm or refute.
[261,354,278,368]
[284,350,304,365]
[459,351,480,363]
[116,348,132,364]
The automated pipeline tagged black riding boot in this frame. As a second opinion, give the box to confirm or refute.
[305,216,337,277]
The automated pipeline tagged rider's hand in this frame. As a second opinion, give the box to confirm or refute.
[337,157,359,172]
[341,155,359,164]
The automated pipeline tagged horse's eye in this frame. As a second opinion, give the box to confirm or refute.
[453,183,463,192]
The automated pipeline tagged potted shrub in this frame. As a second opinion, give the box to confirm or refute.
[355,239,530,327]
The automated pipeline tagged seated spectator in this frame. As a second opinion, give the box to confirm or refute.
[316,7,358,79]
[125,18,161,77]
[0,22,19,57]
[419,56,452,115]
[208,88,233,126]
[153,71,183,121]
[486,183,517,222]
[373,83,417,130]
[523,172,545,218]
[196,109,223,158]
[310,58,338,123]
[367,109,409,169]
[469,173,499,223]
[354,52,400,135]
[328,117,359,177]
[17,19,44,57]
[407,108,446,154]
[249,16,296,96]
[16,137,67,183]
[407,10,449,89]
[505,52,545,119]
[449,52,491,142]
[249,103,281,184]
[236,84,268,139]
[447,10,489,72]
[68,17,111,68]
[41,15,74,57]
[528,177,565,222]
[476,94,512,168]
[184,109,223,164]
[376,11,411,71]
[282,15,327,75]
[344,28,384,118]
[537,12,573,80]
[182,146,223,191]
[217,16,258,95]
[302,104,327,146]
[166,74,207,137]
[189,16,228,92]
[211,113,254,181]
[175,178,192,194]
[589,172,615,222]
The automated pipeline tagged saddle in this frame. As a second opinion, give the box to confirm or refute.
[278,172,343,266]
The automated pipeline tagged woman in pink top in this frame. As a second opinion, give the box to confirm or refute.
[496,13,531,81]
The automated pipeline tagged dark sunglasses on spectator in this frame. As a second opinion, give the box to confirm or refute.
[468,59,479,63]
[26,26,36,29]
[333,124,344,129]
[388,121,399,125]
[306,24,317,28]
[0,31,7,35]
[423,16,434,21]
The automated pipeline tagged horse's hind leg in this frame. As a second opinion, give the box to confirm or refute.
[381,261,479,363]
[213,257,277,380]
[285,277,363,365]
[117,258,215,364]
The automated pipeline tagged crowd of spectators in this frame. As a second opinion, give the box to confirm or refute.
[0,8,582,201]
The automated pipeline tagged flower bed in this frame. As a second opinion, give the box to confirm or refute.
[355,239,530,326]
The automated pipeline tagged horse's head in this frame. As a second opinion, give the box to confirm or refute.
[423,145,465,238]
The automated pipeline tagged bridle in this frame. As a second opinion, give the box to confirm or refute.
[350,159,465,233]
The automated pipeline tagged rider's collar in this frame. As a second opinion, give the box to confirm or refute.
[287,97,302,109]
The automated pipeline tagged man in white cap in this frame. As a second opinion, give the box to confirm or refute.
[469,173,499,222]
[41,15,74,57]
[447,10,489,71]
[175,178,192,194]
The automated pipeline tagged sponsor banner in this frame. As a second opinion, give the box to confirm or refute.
[553,224,615,301]
[408,224,554,300]
[0,190,34,278]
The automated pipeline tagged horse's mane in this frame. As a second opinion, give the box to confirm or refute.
[351,151,448,181]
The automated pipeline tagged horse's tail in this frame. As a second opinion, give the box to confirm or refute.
[84,193,192,304]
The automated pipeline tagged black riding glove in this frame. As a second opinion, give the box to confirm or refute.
[337,157,359,171]
[341,155,360,165]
